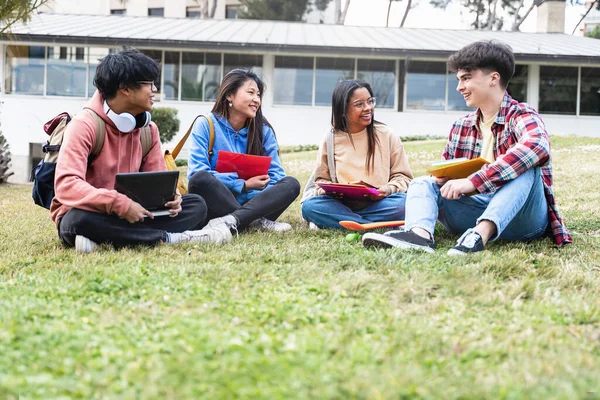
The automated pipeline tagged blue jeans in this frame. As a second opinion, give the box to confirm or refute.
[301,192,407,229]
[406,168,549,242]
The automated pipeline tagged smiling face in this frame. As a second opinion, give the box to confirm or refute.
[227,78,261,120]
[455,68,500,108]
[125,80,157,115]
[346,87,374,133]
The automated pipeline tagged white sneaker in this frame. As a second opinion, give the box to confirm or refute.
[75,235,98,254]
[249,217,292,232]
[180,224,232,245]
[308,222,320,231]
[206,215,237,230]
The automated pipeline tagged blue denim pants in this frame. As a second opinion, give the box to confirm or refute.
[406,168,549,242]
[301,192,407,229]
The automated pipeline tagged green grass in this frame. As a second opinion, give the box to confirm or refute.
[1,135,600,399]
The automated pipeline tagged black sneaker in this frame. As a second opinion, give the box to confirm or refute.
[447,229,485,256]
[362,230,435,253]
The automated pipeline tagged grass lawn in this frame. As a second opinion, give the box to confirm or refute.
[1,135,599,399]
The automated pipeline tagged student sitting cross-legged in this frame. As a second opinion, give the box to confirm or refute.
[362,40,572,255]
[187,69,300,234]
[301,79,413,230]
[52,49,231,253]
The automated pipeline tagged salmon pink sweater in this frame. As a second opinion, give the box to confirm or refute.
[50,91,166,226]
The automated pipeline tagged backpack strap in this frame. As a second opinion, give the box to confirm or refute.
[83,109,106,159]
[139,126,153,159]
[326,130,337,183]
[171,114,214,160]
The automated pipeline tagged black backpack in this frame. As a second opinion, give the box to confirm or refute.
[32,109,152,209]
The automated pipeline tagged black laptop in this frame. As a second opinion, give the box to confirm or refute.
[114,171,179,217]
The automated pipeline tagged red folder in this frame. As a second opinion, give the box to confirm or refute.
[215,150,272,180]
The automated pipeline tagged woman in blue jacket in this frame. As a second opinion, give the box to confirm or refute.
[187,69,300,233]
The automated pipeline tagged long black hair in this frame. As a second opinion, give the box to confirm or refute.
[211,68,274,156]
[331,79,380,173]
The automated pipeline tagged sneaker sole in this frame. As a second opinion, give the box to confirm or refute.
[362,233,435,253]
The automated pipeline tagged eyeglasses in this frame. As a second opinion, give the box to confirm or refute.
[138,81,156,89]
[352,97,376,110]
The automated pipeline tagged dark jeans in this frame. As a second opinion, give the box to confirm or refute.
[188,170,300,228]
[58,194,207,247]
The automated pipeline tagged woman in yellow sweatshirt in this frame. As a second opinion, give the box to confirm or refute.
[301,79,413,229]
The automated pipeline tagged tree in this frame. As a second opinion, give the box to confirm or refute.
[572,1,600,34]
[386,0,415,27]
[0,0,49,34]
[333,0,351,24]
[196,0,218,18]
[586,25,600,38]
[239,0,313,21]
[150,107,180,144]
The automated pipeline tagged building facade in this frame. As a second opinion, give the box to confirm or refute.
[1,11,600,183]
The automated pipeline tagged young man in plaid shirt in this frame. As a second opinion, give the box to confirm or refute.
[363,40,572,255]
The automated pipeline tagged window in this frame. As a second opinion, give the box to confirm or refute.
[224,54,263,77]
[274,56,313,105]
[226,5,241,19]
[140,50,163,95]
[46,46,87,97]
[110,9,125,15]
[88,47,114,96]
[181,52,221,102]
[148,8,164,17]
[539,66,577,115]
[186,7,201,18]
[580,67,600,116]
[5,45,45,95]
[357,59,395,109]
[406,61,446,110]
[315,57,354,106]
[507,65,528,102]
[163,52,180,100]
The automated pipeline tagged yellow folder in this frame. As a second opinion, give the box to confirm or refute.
[426,157,490,179]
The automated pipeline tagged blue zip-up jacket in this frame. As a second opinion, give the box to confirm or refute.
[187,113,286,204]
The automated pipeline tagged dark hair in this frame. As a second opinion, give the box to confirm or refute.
[211,69,274,156]
[331,79,380,173]
[93,48,160,99]
[447,40,515,89]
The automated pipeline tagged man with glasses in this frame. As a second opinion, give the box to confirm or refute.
[362,40,572,254]
[51,48,231,253]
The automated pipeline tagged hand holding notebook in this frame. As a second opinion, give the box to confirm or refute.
[317,182,380,199]
[215,150,272,180]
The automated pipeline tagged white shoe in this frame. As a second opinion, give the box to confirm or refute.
[75,235,98,253]
[308,222,320,231]
[206,215,237,230]
[249,217,292,232]
[180,224,232,245]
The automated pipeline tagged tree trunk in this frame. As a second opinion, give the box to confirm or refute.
[572,1,596,34]
[340,0,351,24]
[209,0,218,18]
[386,0,393,27]
[512,0,546,31]
[400,0,412,27]
[335,0,342,23]
[487,0,499,29]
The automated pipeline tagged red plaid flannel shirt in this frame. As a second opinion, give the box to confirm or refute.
[442,93,572,247]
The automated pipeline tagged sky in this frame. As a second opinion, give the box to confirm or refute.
[341,0,588,34]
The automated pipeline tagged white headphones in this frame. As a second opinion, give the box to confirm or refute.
[103,100,151,133]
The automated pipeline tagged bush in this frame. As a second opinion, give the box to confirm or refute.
[0,104,14,184]
[175,159,188,167]
[150,107,180,144]
[280,144,319,153]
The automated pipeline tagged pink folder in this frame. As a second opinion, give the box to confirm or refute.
[317,183,380,199]
[215,150,272,180]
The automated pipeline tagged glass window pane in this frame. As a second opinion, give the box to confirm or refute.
[46,46,86,97]
[315,57,354,106]
[148,8,164,16]
[204,53,222,102]
[406,61,446,110]
[5,45,45,95]
[163,51,180,100]
[274,56,313,105]
[224,54,263,78]
[507,64,528,102]
[181,52,205,101]
[357,59,395,109]
[140,50,162,95]
[539,66,577,115]
[580,67,600,116]
[88,47,115,97]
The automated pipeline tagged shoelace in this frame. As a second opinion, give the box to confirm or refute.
[458,230,480,248]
